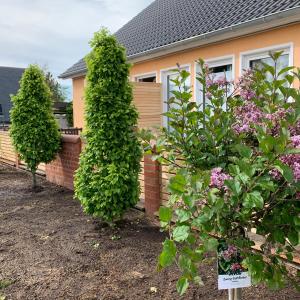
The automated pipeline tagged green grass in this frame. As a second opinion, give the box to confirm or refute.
[0,279,12,289]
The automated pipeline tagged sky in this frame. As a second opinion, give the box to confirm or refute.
[0,0,153,99]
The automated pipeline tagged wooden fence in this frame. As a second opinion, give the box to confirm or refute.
[133,82,162,129]
[0,130,45,174]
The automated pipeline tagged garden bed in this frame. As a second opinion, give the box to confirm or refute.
[0,164,298,300]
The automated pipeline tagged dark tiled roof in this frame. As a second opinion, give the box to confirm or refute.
[60,0,300,78]
[0,67,25,122]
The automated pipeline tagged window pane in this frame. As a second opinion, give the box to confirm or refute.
[249,54,289,79]
[207,64,233,110]
[210,64,232,78]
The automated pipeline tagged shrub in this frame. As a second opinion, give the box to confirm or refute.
[74,29,142,223]
[142,53,300,294]
[10,65,61,188]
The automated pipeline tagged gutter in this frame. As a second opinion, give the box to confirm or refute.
[60,6,300,79]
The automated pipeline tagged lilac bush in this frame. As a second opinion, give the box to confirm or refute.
[141,52,300,295]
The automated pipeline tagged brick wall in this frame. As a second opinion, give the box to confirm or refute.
[45,135,162,215]
[45,134,81,190]
[144,155,161,215]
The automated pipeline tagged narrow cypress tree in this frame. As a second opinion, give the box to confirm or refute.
[10,65,61,188]
[75,29,142,222]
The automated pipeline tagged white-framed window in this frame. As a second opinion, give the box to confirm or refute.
[195,55,234,110]
[160,65,191,129]
[240,43,293,78]
[134,72,157,83]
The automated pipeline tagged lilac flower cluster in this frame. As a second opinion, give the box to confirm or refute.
[291,135,300,148]
[238,69,256,101]
[269,135,300,191]
[232,102,263,134]
[210,167,232,190]
[270,154,300,182]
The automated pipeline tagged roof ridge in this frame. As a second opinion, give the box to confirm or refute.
[0,66,26,70]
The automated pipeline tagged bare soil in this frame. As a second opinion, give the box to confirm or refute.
[0,164,299,300]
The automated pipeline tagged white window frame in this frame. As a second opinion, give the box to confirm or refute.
[240,43,294,74]
[133,71,157,82]
[160,64,191,128]
[194,55,235,107]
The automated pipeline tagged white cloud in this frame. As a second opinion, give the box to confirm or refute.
[0,0,153,90]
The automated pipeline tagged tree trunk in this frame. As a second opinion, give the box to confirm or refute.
[32,171,37,189]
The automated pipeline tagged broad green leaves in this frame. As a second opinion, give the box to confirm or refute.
[159,239,177,268]
[176,277,189,296]
[244,191,264,209]
[148,54,300,295]
[172,225,190,242]
[159,207,172,223]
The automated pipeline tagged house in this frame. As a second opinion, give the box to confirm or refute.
[0,67,25,123]
[60,0,300,129]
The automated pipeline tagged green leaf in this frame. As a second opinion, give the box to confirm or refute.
[224,179,242,196]
[175,209,191,223]
[244,191,264,209]
[168,174,187,194]
[273,229,285,244]
[159,207,172,222]
[203,237,218,251]
[176,277,189,296]
[235,144,253,159]
[173,225,190,242]
[274,162,294,183]
[159,239,177,267]
[288,230,299,246]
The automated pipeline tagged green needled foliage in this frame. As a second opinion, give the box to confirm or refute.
[74,29,142,223]
[10,65,61,188]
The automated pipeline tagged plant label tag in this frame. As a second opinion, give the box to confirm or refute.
[217,241,251,290]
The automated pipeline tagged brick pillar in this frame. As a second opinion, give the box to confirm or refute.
[144,155,161,215]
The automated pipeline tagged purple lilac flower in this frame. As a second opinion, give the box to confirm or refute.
[232,102,263,134]
[291,136,300,148]
[210,168,232,190]
[237,69,256,100]
[270,153,300,182]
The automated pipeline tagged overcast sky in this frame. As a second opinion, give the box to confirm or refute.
[0,0,153,98]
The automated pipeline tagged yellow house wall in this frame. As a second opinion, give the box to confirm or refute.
[72,23,300,128]
[73,76,85,129]
[131,24,300,82]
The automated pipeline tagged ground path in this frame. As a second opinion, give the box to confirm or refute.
[0,164,298,300]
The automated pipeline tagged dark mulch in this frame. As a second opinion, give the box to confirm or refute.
[0,164,299,300]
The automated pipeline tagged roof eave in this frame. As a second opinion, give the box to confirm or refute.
[59,69,86,79]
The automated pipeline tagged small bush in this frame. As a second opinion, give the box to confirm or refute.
[75,29,142,223]
[10,65,61,188]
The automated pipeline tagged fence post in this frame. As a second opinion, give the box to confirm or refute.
[144,155,161,215]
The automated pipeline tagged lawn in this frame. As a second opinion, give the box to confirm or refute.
[0,164,298,300]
